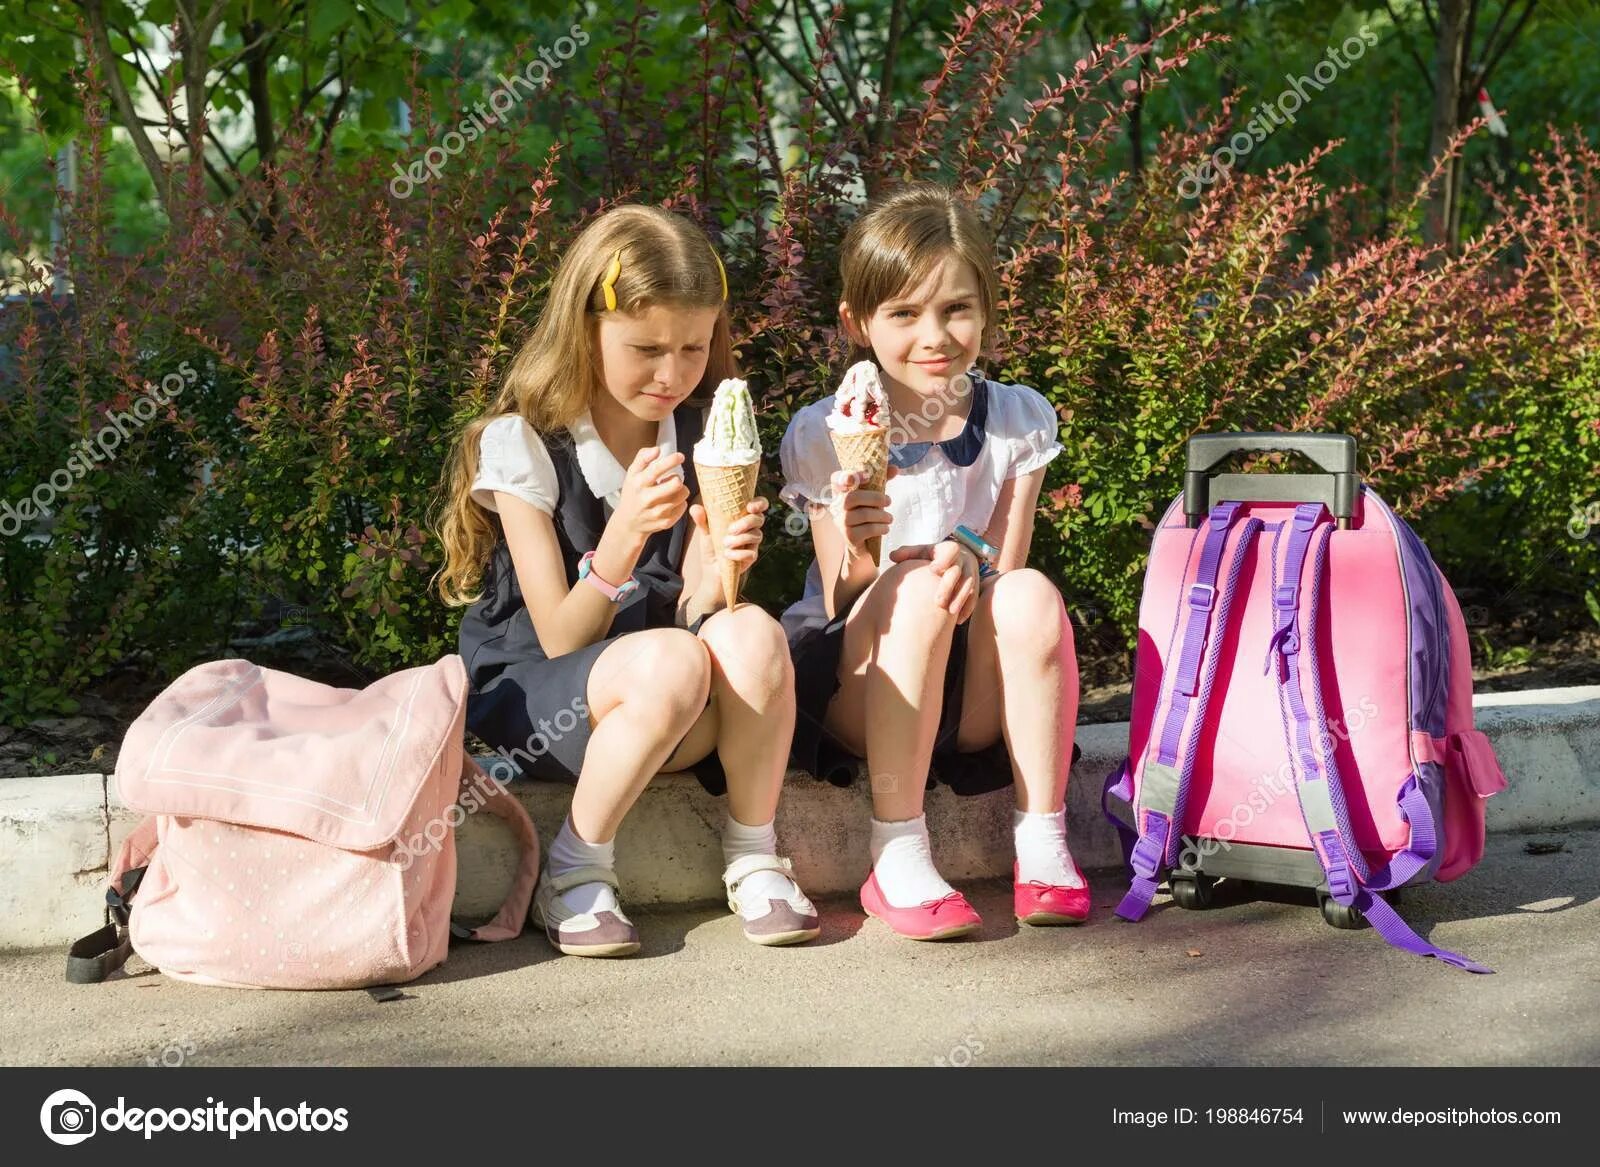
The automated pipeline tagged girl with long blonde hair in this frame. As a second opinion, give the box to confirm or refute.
[437,205,817,957]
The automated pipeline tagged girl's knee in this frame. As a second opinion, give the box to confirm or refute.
[700,605,793,693]
[627,629,712,722]
[991,569,1071,656]
[871,561,958,638]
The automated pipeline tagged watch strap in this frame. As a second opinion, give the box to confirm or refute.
[578,551,637,602]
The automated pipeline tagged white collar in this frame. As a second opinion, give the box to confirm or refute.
[566,409,679,508]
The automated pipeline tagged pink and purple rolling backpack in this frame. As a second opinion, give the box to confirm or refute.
[1104,434,1508,972]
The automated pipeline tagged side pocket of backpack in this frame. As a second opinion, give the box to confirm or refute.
[1436,730,1507,882]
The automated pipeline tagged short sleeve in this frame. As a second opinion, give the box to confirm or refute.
[778,405,839,511]
[994,383,1063,480]
[471,414,558,515]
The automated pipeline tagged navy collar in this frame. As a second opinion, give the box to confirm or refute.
[888,373,989,469]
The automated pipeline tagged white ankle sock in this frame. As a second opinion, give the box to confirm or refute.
[721,816,802,912]
[1013,807,1084,887]
[869,815,956,908]
[548,817,621,916]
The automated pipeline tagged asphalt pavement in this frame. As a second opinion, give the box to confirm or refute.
[3,830,1596,1067]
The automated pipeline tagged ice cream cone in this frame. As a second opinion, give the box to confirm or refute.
[830,428,890,564]
[696,458,760,609]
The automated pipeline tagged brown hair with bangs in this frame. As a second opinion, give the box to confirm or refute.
[838,183,1000,366]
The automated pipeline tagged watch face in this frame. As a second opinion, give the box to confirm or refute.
[952,528,993,562]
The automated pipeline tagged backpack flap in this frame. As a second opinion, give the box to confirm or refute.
[114,656,470,852]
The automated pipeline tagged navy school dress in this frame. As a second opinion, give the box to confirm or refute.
[459,400,728,795]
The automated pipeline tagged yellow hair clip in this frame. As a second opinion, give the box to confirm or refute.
[712,250,728,301]
[600,248,623,311]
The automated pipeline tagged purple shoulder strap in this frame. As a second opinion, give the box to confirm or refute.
[1270,503,1490,973]
[1116,501,1263,921]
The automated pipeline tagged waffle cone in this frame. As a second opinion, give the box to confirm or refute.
[830,428,890,564]
[695,458,760,610]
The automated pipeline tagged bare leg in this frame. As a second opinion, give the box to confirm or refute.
[655,605,816,942]
[573,628,712,843]
[822,561,959,820]
[954,568,1078,812]
[690,605,796,825]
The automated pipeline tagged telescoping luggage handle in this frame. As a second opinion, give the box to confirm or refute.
[1184,433,1360,529]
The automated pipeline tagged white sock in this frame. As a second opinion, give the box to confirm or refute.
[547,817,621,916]
[1014,807,1084,887]
[722,816,803,913]
[870,815,956,908]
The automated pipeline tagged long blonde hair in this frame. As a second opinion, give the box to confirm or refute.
[839,183,1001,366]
[434,205,738,606]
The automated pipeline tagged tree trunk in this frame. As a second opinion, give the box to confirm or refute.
[1425,0,1470,249]
[242,19,280,240]
[864,0,907,199]
[83,0,174,216]
[1129,7,1153,177]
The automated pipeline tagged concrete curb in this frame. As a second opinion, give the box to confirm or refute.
[4,686,1597,949]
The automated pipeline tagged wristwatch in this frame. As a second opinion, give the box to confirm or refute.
[949,525,1000,579]
[577,551,640,603]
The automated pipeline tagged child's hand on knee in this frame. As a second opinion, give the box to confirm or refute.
[888,539,980,623]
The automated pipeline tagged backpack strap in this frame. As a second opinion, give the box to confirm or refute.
[1102,760,1138,868]
[65,816,160,984]
[1116,501,1263,921]
[448,752,540,943]
[66,923,135,984]
[1270,504,1489,973]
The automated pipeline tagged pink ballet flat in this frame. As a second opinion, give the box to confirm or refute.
[860,872,981,940]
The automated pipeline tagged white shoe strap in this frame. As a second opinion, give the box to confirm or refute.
[722,853,795,897]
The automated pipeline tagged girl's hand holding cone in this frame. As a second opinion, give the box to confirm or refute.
[692,377,763,610]
[830,465,897,566]
[689,496,767,609]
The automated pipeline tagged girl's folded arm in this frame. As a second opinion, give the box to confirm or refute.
[984,466,1048,572]
[676,506,706,626]
[494,490,628,657]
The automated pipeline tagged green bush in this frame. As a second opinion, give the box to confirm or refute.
[0,1,1593,727]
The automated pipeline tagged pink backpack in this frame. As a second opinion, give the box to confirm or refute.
[67,656,539,990]
[1104,435,1507,972]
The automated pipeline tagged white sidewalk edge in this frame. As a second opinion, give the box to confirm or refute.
[3,686,1596,949]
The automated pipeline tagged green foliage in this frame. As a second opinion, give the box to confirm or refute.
[0,80,164,256]
[0,0,1595,726]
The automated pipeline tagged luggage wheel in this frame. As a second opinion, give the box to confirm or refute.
[1170,873,1217,910]
[1319,894,1367,930]
[1318,885,1401,929]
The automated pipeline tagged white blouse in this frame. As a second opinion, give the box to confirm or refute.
[777,373,1062,628]
[470,410,681,516]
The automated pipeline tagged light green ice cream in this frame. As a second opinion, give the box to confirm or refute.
[695,378,761,465]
